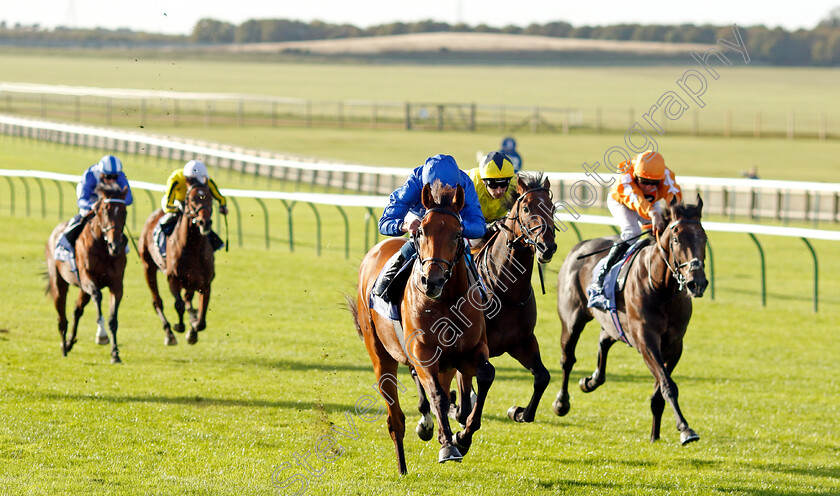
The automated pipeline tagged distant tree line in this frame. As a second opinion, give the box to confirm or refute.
[3,15,840,65]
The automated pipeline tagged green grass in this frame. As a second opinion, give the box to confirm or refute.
[1,138,839,495]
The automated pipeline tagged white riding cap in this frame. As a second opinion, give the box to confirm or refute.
[98,155,123,175]
[183,160,209,184]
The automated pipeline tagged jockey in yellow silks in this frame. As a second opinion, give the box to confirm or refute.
[467,151,518,251]
[157,160,228,252]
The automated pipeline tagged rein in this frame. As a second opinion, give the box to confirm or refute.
[185,184,212,225]
[649,219,704,293]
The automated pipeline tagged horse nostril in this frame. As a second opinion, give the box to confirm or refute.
[421,275,427,286]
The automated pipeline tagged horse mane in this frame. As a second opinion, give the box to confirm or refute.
[429,180,458,208]
[670,201,702,220]
[96,182,124,196]
[505,171,546,209]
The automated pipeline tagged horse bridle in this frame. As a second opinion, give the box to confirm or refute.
[185,185,212,223]
[651,219,705,292]
[413,207,464,286]
[92,198,126,238]
[498,187,553,255]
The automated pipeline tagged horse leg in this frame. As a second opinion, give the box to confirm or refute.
[453,371,474,428]
[507,336,550,423]
[67,291,91,354]
[413,365,461,463]
[362,330,407,474]
[168,279,186,335]
[184,289,198,327]
[580,328,616,393]
[91,287,109,346]
[107,286,123,364]
[143,262,175,345]
[410,367,434,442]
[452,348,495,455]
[650,384,665,442]
[553,312,588,417]
[187,287,210,346]
[639,336,698,445]
[50,273,70,356]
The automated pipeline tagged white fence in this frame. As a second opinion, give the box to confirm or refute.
[1,114,839,225]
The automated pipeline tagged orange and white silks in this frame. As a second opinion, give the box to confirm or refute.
[609,168,682,220]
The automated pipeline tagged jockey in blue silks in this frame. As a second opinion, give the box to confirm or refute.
[372,154,485,297]
[59,155,133,251]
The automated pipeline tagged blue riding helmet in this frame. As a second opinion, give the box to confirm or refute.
[501,137,516,152]
[97,155,123,175]
[421,154,460,187]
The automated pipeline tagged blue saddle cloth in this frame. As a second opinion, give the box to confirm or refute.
[586,238,647,312]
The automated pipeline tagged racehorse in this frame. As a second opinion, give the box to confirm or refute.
[415,172,559,426]
[552,196,707,445]
[349,181,495,475]
[45,183,129,364]
[138,182,215,346]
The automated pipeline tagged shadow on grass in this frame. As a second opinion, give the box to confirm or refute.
[212,356,373,373]
[39,391,355,413]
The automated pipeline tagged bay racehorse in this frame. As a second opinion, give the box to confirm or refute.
[138,182,215,346]
[45,183,128,364]
[552,196,707,445]
[349,181,495,474]
[416,172,559,426]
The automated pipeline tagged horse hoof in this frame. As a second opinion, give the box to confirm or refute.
[186,330,198,345]
[507,406,526,422]
[173,323,185,334]
[416,422,433,442]
[552,391,570,417]
[165,334,178,346]
[438,445,463,463]
[110,356,122,364]
[453,431,471,455]
[680,429,700,445]
[96,334,110,345]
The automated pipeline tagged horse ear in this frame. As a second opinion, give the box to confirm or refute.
[543,176,550,190]
[695,194,703,217]
[421,183,433,210]
[454,185,464,212]
[516,175,527,194]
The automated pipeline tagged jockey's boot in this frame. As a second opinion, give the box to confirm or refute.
[159,211,178,235]
[62,214,84,248]
[372,252,406,298]
[589,241,629,294]
[208,231,225,251]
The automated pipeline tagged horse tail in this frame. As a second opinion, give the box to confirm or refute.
[42,270,51,296]
[343,292,363,340]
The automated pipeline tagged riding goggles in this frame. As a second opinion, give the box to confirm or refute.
[636,176,661,186]
[102,174,119,180]
[484,178,511,189]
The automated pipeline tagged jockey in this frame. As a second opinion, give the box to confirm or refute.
[467,151,517,250]
[589,150,682,294]
[499,136,522,173]
[60,155,133,249]
[372,154,485,298]
[157,159,227,251]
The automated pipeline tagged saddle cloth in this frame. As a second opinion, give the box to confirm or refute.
[586,237,651,312]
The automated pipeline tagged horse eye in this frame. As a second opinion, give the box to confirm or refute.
[523,206,530,214]
[672,236,680,245]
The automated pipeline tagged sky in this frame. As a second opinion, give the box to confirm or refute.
[2,1,839,35]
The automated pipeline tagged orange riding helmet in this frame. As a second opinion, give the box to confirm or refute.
[630,150,666,181]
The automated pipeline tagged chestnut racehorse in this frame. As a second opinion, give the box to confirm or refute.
[349,181,495,475]
[552,197,708,444]
[138,183,215,346]
[415,172,559,426]
[45,183,128,364]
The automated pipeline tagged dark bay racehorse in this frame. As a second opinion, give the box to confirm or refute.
[552,197,707,445]
[45,183,128,364]
[419,172,558,426]
[349,182,495,475]
[139,183,215,346]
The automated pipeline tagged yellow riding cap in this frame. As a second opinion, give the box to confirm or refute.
[479,151,515,180]
[620,150,666,181]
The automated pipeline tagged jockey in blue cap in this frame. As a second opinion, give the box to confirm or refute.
[372,154,485,298]
[500,136,522,173]
[58,155,133,251]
